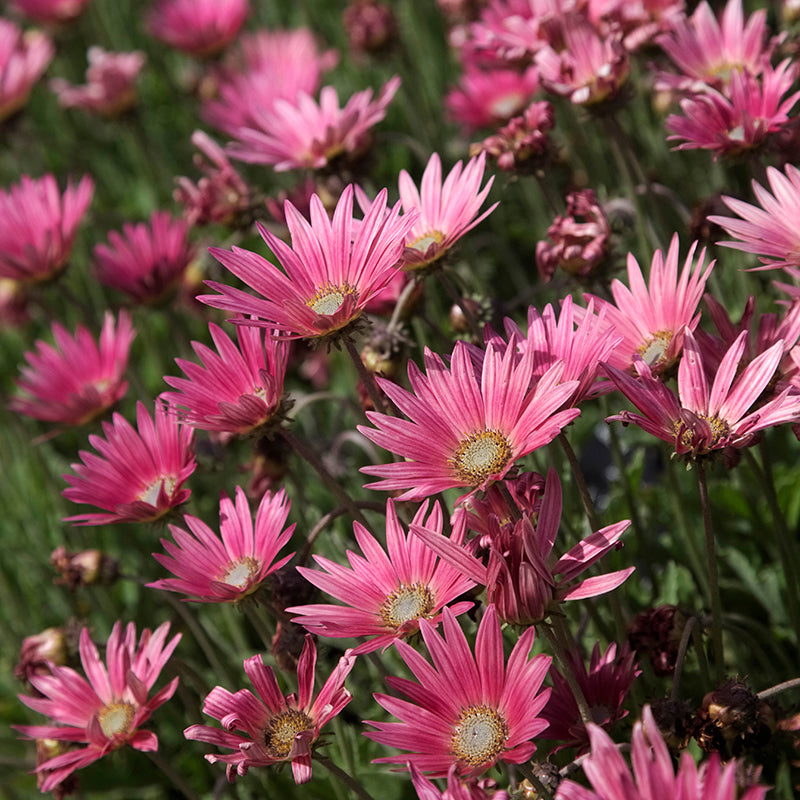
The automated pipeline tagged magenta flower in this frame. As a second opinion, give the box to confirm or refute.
[201,184,416,340]
[50,47,146,118]
[16,621,180,793]
[93,211,195,304]
[162,320,288,438]
[0,173,93,284]
[226,77,400,171]
[147,0,248,57]
[0,19,53,122]
[555,705,769,800]
[11,310,134,425]
[366,605,551,777]
[410,762,510,800]
[708,164,800,270]
[605,329,800,458]
[476,100,555,173]
[62,401,196,526]
[184,637,355,784]
[148,486,294,603]
[359,338,580,501]
[581,234,714,374]
[287,499,476,655]
[9,0,91,23]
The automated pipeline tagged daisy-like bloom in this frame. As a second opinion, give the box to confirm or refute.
[62,401,195,526]
[93,211,195,304]
[226,76,400,171]
[184,636,355,784]
[541,642,640,750]
[666,61,800,158]
[410,762,510,800]
[581,234,714,374]
[10,310,134,425]
[708,164,800,270]
[148,485,294,603]
[287,499,476,655]
[359,338,580,501]
[162,320,288,438]
[555,705,769,800]
[588,0,685,52]
[147,0,249,57]
[0,173,93,284]
[366,605,551,777]
[604,329,800,459]
[9,0,91,23]
[412,469,633,625]
[0,19,54,122]
[50,47,146,118]
[15,621,181,793]
[201,184,416,341]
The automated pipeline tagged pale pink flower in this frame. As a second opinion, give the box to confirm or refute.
[10,310,134,425]
[605,329,800,458]
[16,621,180,793]
[9,0,91,23]
[148,486,294,603]
[226,76,400,171]
[581,234,714,374]
[475,100,554,172]
[50,47,145,117]
[588,0,685,51]
[708,164,800,270]
[0,173,93,283]
[0,19,53,121]
[366,605,551,777]
[62,401,195,526]
[359,338,581,501]
[555,705,769,800]
[184,637,355,784]
[93,211,195,304]
[147,0,248,57]
[201,184,416,340]
[288,499,475,655]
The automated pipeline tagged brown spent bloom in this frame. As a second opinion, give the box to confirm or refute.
[50,547,120,592]
[343,0,399,58]
[473,101,554,173]
[628,604,689,676]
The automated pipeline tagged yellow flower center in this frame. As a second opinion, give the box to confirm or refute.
[407,230,445,255]
[264,708,314,758]
[451,705,509,767]
[98,701,135,738]
[451,430,513,485]
[379,582,435,628]
[306,283,355,316]
[220,556,260,589]
[637,329,673,368]
[674,414,731,453]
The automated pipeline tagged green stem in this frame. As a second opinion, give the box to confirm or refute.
[697,461,724,679]
[313,754,378,800]
[437,268,481,340]
[540,617,593,726]
[758,676,800,700]
[670,615,697,701]
[242,599,274,652]
[558,432,601,532]
[343,335,389,416]
[145,750,200,800]
[516,761,555,800]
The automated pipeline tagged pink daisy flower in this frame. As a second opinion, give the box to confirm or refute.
[162,320,288,438]
[148,485,294,603]
[147,0,248,57]
[604,329,800,458]
[62,401,196,526]
[588,0,685,52]
[287,499,476,655]
[555,705,769,800]
[184,636,355,784]
[226,76,400,171]
[16,621,181,793]
[50,47,146,118]
[0,19,54,122]
[9,0,91,23]
[0,173,94,284]
[358,338,581,502]
[200,184,416,341]
[11,310,134,425]
[93,211,195,304]
[410,762,510,800]
[708,164,800,270]
[366,604,551,777]
[580,234,714,374]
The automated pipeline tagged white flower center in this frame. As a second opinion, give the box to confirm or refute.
[451,705,509,767]
[220,557,259,588]
[138,475,177,506]
[451,430,513,485]
[379,582,435,628]
[407,229,444,254]
[637,329,673,368]
[98,702,135,738]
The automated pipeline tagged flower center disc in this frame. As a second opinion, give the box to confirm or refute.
[451,705,509,767]
[138,474,177,506]
[265,708,313,758]
[220,556,259,588]
[380,582,435,628]
[407,229,445,254]
[637,329,673,368]
[452,430,513,485]
[98,701,135,738]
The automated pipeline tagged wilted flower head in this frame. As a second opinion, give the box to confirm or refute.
[0,19,53,121]
[51,546,120,592]
[9,0,91,23]
[343,0,399,58]
[588,0,685,51]
[147,0,249,57]
[474,100,554,173]
[628,604,688,676]
[15,627,68,688]
[0,173,93,284]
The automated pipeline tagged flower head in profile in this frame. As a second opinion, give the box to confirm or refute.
[288,499,476,655]
[555,705,769,800]
[148,486,294,603]
[62,401,196,526]
[11,310,134,425]
[201,184,416,341]
[93,211,195,304]
[16,621,180,793]
[147,0,249,57]
[0,173,94,284]
[366,605,551,777]
[410,762,510,800]
[9,0,92,23]
[359,339,580,501]
[0,19,54,122]
[184,636,355,784]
